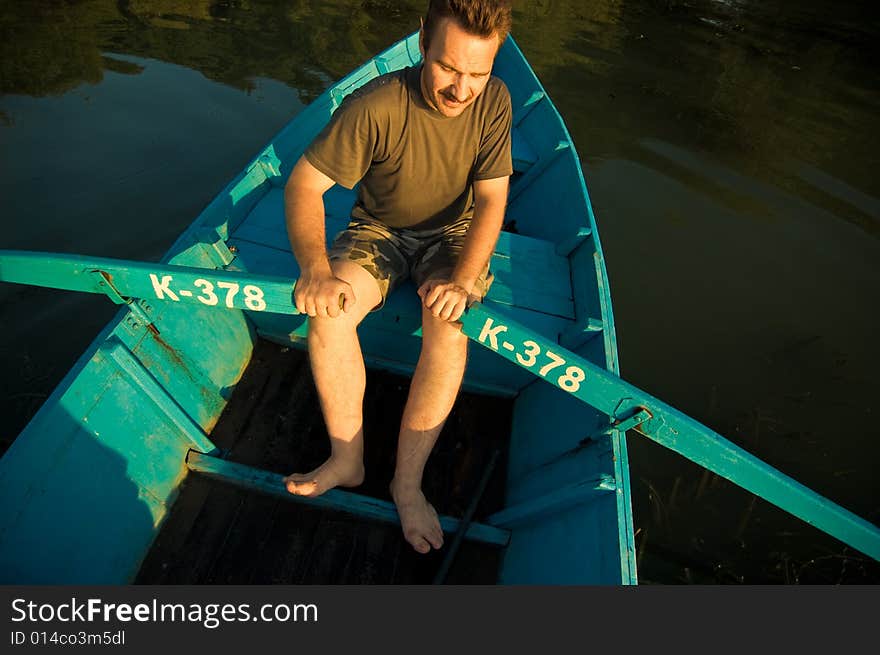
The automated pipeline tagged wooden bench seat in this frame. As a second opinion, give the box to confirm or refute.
[231,185,573,396]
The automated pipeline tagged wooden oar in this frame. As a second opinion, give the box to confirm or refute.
[0,250,301,314]
[2,249,879,560]
[459,302,880,561]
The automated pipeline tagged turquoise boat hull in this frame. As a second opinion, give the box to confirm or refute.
[0,33,637,584]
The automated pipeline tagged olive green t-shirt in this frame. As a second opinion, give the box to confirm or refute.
[304,65,513,231]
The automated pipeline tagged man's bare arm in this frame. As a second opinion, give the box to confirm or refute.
[452,175,509,292]
[284,156,354,317]
[285,156,335,274]
[420,175,509,321]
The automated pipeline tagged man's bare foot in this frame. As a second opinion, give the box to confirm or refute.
[390,480,444,554]
[284,456,364,497]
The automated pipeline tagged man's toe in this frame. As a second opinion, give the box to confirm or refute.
[286,479,317,496]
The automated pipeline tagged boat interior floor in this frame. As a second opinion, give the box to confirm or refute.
[135,338,514,584]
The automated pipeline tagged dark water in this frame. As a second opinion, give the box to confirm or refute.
[1,0,878,583]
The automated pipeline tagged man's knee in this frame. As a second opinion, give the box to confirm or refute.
[421,309,468,351]
[308,311,361,337]
[330,259,384,315]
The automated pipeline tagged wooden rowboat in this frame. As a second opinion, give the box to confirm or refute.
[1,33,878,584]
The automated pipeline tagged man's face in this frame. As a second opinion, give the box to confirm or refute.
[419,17,499,117]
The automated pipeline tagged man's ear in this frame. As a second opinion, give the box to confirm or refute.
[418,18,426,58]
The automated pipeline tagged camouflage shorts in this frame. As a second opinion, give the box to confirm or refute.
[328,216,493,309]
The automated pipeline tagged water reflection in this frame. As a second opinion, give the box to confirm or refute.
[1,0,877,583]
[0,0,427,101]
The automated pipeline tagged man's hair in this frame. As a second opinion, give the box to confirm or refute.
[422,0,513,51]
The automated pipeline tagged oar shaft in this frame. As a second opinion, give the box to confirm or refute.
[0,250,300,315]
[460,303,880,561]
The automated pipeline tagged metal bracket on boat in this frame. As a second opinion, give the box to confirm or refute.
[559,317,604,351]
[256,153,281,178]
[555,226,593,257]
[89,269,153,328]
[194,227,236,268]
[582,407,653,443]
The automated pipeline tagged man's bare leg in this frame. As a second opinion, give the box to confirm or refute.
[390,305,468,553]
[285,260,382,497]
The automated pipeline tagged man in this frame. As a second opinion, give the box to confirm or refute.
[283,0,513,555]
